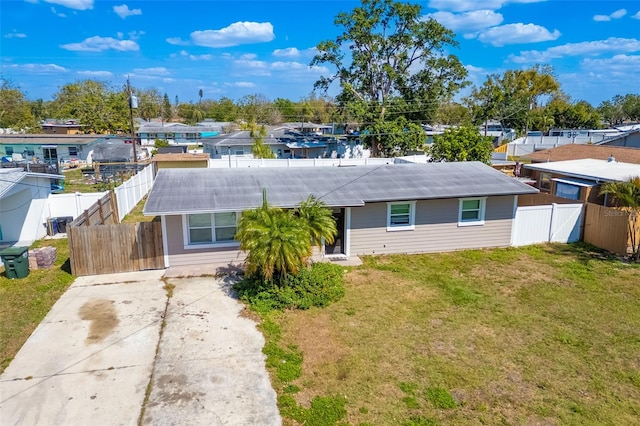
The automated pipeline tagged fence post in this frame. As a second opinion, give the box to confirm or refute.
[110,190,120,224]
[548,203,557,242]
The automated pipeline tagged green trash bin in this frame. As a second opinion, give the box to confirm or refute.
[0,246,30,279]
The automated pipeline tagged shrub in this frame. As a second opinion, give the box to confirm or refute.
[234,262,345,311]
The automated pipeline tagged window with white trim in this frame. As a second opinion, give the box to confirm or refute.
[186,212,238,245]
[387,201,416,231]
[68,146,78,156]
[458,198,486,226]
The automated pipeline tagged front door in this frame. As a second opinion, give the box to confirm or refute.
[325,208,345,255]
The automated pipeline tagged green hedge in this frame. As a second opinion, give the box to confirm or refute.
[234,262,345,312]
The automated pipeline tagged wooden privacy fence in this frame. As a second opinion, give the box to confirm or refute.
[68,192,119,227]
[68,221,164,276]
[583,203,637,256]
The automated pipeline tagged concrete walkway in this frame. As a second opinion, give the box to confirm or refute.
[0,271,280,426]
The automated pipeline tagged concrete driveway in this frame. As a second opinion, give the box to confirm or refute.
[0,271,281,426]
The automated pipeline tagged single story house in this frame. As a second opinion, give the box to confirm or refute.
[151,153,210,175]
[523,158,640,205]
[41,119,83,135]
[0,134,102,165]
[0,168,64,245]
[523,144,640,164]
[143,162,538,268]
[596,128,640,148]
[137,123,220,146]
[203,130,328,160]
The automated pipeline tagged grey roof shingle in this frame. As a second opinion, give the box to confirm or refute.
[143,162,538,215]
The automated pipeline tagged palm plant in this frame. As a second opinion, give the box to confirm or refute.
[236,191,311,280]
[600,177,640,261]
[296,195,337,250]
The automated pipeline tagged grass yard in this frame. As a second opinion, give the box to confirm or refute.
[266,243,640,425]
[0,238,74,373]
[61,168,105,193]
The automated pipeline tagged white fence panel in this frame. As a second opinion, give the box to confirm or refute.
[114,164,154,221]
[208,157,399,169]
[512,203,584,246]
[48,191,109,219]
[549,204,584,243]
[512,205,553,246]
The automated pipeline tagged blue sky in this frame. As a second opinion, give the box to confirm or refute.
[1,0,639,106]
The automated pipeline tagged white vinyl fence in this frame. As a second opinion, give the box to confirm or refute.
[48,191,109,219]
[511,203,584,246]
[208,155,429,168]
[114,164,155,221]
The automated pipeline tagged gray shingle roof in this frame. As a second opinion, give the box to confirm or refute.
[144,162,538,215]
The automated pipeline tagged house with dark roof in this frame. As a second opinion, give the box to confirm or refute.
[143,162,538,268]
[137,123,220,146]
[523,144,640,164]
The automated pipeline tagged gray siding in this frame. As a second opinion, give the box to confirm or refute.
[349,196,515,256]
[164,215,245,267]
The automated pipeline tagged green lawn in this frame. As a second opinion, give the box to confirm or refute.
[61,168,106,193]
[0,238,74,373]
[267,243,640,425]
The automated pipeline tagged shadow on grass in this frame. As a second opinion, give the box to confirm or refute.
[548,242,629,264]
[61,258,72,275]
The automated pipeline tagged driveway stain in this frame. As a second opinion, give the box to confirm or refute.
[79,299,120,344]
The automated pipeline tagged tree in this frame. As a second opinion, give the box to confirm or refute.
[435,102,472,126]
[363,116,426,156]
[249,122,275,159]
[598,94,640,125]
[599,177,640,261]
[0,79,37,130]
[236,193,312,281]
[198,88,203,105]
[238,94,276,124]
[295,195,337,250]
[51,79,128,133]
[161,93,172,122]
[429,126,493,164]
[311,0,468,156]
[137,88,162,122]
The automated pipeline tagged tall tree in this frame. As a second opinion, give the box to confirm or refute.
[0,79,37,130]
[51,80,128,133]
[198,88,203,105]
[249,122,275,159]
[136,88,162,122]
[311,0,468,156]
[238,94,276,124]
[429,126,493,164]
[162,93,173,122]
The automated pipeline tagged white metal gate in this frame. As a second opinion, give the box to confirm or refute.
[512,203,584,246]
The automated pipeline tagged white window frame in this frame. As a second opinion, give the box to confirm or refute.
[182,212,240,249]
[386,201,416,231]
[458,197,486,227]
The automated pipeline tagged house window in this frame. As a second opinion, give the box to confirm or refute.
[458,197,486,226]
[387,201,416,231]
[68,146,78,156]
[5,147,13,155]
[186,212,238,246]
[555,182,580,200]
[539,173,552,191]
[25,149,35,157]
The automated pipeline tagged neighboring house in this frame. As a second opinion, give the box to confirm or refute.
[0,168,64,245]
[283,121,334,135]
[0,134,102,165]
[596,128,640,148]
[152,153,210,175]
[523,159,640,205]
[143,162,538,268]
[523,144,640,164]
[137,123,220,146]
[41,119,83,135]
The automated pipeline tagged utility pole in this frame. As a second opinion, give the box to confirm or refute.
[127,76,138,164]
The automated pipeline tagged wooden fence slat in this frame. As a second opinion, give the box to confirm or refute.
[583,203,631,255]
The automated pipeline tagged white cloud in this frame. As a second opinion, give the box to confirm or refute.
[477,23,560,46]
[509,37,640,63]
[272,47,317,58]
[427,0,543,12]
[593,8,627,21]
[50,7,66,17]
[233,59,271,76]
[225,82,255,88]
[633,11,640,19]
[113,4,141,19]
[190,22,274,48]
[43,0,93,10]
[424,10,503,33]
[239,53,257,60]
[5,63,68,73]
[4,32,27,38]
[60,36,139,52]
[166,37,188,46]
[133,67,169,75]
[77,70,113,77]
[582,54,640,74]
[173,50,212,61]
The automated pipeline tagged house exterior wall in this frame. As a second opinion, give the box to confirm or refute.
[156,160,208,169]
[164,215,245,267]
[0,176,51,243]
[527,169,603,204]
[162,196,516,267]
[349,196,515,255]
[1,143,92,163]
